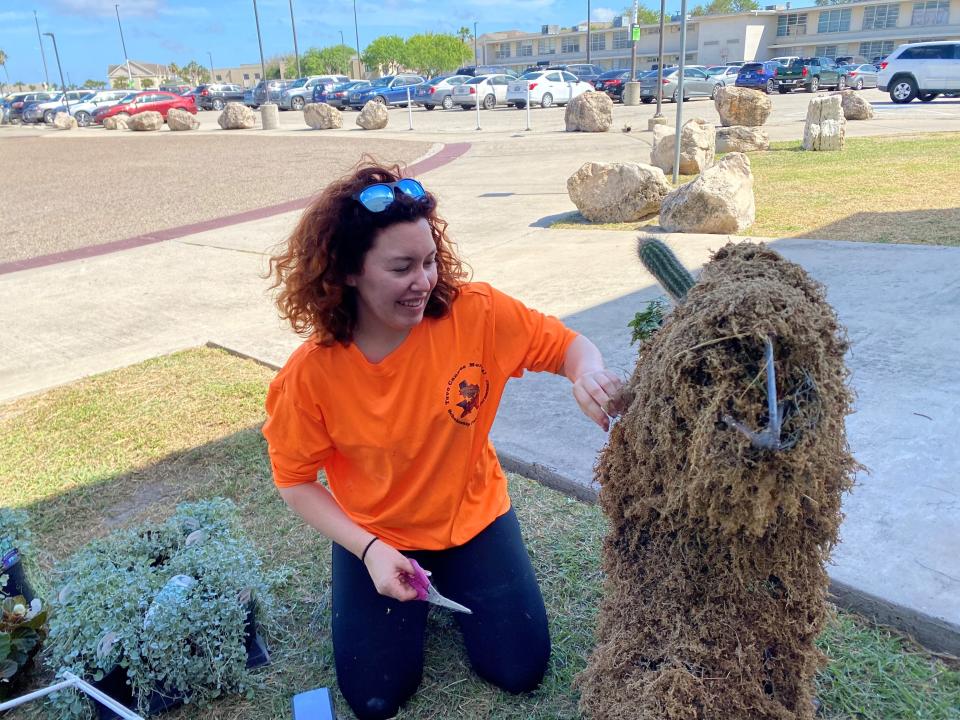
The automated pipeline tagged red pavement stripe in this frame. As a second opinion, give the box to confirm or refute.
[0,142,471,277]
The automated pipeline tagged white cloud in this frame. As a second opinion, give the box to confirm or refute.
[52,0,162,17]
[591,6,618,22]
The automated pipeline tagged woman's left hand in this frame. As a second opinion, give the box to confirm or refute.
[573,369,624,432]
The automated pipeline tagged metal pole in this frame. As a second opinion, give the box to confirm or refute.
[339,30,345,46]
[475,83,481,131]
[288,0,301,78]
[474,22,478,65]
[630,0,638,80]
[672,0,688,185]
[114,5,133,90]
[525,81,530,131]
[353,0,362,78]
[34,10,50,89]
[586,0,591,64]
[654,0,665,118]
[252,0,267,86]
[406,85,412,130]
[206,51,214,81]
[42,32,70,111]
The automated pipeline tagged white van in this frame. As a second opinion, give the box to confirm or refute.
[878,41,960,103]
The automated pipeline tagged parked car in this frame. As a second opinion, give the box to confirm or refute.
[839,63,879,90]
[159,83,192,94]
[545,63,605,86]
[308,76,356,106]
[769,56,799,66]
[639,66,717,103]
[506,70,594,108]
[8,91,60,122]
[243,88,257,107]
[281,75,350,110]
[0,91,33,122]
[252,79,293,106]
[22,90,88,123]
[735,61,785,94]
[316,80,370,108]
[594,69,631,101]
[413,75,470,110]
[93,91,197,124]
[455,65,518,78]
[452,73,512,109]
[878,41,960,103]
[195,83,245,111]
[348,74,425,110]
[775,57,845,93]
[706,65,741,87]
[56,89,131,126]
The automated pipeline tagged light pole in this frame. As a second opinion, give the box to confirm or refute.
[353,0,362,78]
[654,0,666,118]
[252,0,267,85]
[339,30,345,46]
[473,21,478,65]
[288,0,301,78]
[33,10,50,89]
[42,32,70,112]
[114,5,133,89]
[207,51,214,81]
[672,0,689,185]
[586,0,591,64]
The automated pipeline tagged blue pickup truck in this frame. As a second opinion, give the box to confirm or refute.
[348,74,425,110]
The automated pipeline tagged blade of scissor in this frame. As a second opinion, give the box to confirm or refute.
[427,586,473,614]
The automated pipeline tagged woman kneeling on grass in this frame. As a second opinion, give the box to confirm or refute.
[263,161,622,720]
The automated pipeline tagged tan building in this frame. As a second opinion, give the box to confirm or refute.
[210,64,264,88]
[107,60,175,89]
[478,0,960,72]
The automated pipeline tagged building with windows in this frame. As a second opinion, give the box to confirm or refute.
[476,0,960,72]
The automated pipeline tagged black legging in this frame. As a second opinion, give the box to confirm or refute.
[331,508,551,720]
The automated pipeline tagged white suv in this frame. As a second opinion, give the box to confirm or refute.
[878,40,960,103]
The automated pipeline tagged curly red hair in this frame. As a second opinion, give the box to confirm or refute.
[268,159,468,344]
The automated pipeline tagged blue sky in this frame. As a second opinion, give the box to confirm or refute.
[1,0,815,85]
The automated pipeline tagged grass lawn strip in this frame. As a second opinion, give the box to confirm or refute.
[550,133,960,246]
[1,347,957,719]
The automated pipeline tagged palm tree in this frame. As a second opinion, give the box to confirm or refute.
[457,27,472,44]
[0,49,9,92]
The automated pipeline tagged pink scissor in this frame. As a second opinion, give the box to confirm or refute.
[404,559,473,614]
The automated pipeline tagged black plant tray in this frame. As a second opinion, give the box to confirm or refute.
[1,550,35,602]
[92,600,270,719]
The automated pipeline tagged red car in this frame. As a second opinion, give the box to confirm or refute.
[93,91,197,124]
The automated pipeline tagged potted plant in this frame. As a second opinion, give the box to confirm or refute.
[45,499,281,719]
[0,593,48,700]
[0,508,36,602]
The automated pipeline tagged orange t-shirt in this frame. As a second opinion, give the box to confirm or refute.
[262,282,578,550]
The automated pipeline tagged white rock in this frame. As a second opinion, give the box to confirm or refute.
[564,91,613,132]
[53,112,77,130]
[836,90,874,121]
[357,100,389,130]
[166,108,200,131]
[103,115,128,130]
[304,102,343,129]
[567,162,672,223]
[714,86,773,127]
[716,126,770,153]
[127,111,164,131]
[802,95,845,151]
[650,118,716,175]
[659,152,756,234]
[218,102,257,130]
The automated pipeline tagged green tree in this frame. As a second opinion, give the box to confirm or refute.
[362,35,406,75]
[302,45,355,75]
[403,33,473,77]
[623,5,662,24]
[82,78,107,89]
[457,26,472,44]
[265,54,296,79]
[690,0,759,15]
[111,77,128,89]
[141,77,154,88]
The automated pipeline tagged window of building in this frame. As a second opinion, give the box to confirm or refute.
[613,29,630,49]
[703,40,719,46]
[496,43,511,59]
[561,37,581,53]
[216,74,222,81]
[727,38,740,44]
[518,41,533,57]
[777,13,807,37]
[255,73,261,79]
[859,40,895,57]
[590,33,606,51]
[911,0,949,26]
[863,3,900,30]
[817,9,851,34]
[244,73,250,80]
[822,45,838,58]
[539,38,556,54]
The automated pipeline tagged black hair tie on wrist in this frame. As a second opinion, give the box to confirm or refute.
[360,537,378,565]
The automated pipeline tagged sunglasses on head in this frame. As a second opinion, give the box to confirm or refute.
[353,178,427,213]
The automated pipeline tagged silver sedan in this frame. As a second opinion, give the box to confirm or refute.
[840,64,879,90]
[639,66,720,103]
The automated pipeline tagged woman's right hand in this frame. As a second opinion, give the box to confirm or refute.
[363,540,420,602]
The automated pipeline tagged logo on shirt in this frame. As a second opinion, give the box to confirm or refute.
[445,363,490,426]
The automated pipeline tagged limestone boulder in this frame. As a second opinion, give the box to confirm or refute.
[218,102,257,130]
[167,108,200,130]
[836,90,874,120]
[650,118,716,176]
[357,100,388,130]
[304,102,343,129]
[714,86,772,127]
[53,112,77,130]
[659,152,755,234]
[127,111,164,131]
[715,125,770,153]
[802,95,845,151]
[564,91,613,132]
[103,115,128,130]
[567,162,672,223]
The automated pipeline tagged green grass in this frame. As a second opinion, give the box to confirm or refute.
[2,347,958,719]
[551,132,960,246]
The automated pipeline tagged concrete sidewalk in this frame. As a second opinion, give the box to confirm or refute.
[2,123,958,656]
